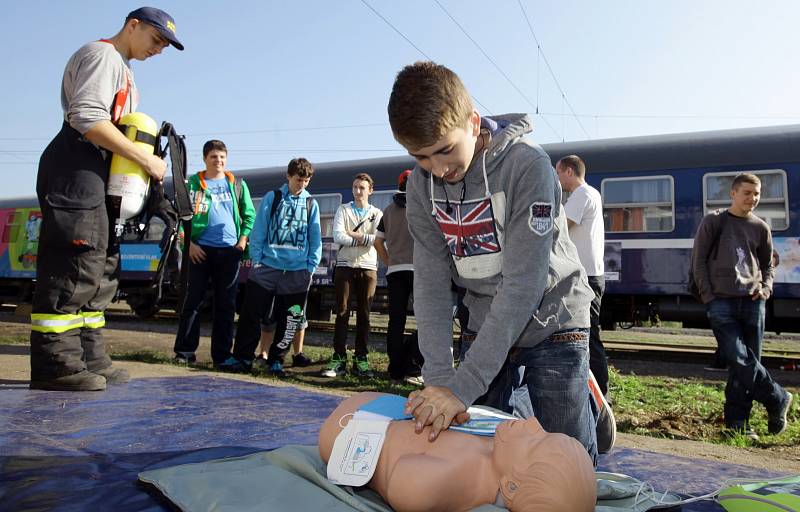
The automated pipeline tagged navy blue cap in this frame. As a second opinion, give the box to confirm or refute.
[127,7,184,51]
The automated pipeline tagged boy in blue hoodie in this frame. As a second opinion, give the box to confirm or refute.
[220,158,322,376]
[388,61,599,463]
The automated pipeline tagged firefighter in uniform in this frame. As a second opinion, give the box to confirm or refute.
[30,8,184,391]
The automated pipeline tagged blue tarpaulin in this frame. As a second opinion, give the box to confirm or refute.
[0,376,788,511]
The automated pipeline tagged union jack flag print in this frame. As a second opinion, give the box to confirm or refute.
[435,197,500,257]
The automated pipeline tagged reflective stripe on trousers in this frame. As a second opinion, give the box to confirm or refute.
[31,312,106,333]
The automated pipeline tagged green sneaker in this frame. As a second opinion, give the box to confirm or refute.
[321,354,347,378]
[352,356,373,378]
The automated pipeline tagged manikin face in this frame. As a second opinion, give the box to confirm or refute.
[288,174,311,196]
[128,21,170,61]
[352,179,373,203]
[729,182,760,216]
[407,111,481,184]
[204,149,227,174]
[493,418,548,469]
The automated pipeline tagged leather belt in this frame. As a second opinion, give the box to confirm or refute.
[549,330,589,343]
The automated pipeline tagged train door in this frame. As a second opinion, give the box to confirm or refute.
[600,175,676,327]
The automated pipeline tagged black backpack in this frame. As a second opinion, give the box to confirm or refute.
[687,211,728,300]
[268,188,314,226]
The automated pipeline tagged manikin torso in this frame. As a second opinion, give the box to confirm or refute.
[318,392,596,512]
[319,392,499,511]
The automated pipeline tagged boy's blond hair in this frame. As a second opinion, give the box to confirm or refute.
[388,61,474,150]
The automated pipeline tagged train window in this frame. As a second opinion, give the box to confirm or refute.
[370,191,395,213]
[312,193,343,238]
[703,170,788,231]
[601,176,674,233]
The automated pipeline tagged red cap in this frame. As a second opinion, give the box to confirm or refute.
[398,170,413,187]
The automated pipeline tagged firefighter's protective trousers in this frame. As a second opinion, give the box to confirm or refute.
[30,123,119,380]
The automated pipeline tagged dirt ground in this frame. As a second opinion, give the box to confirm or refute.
[2,311,799,474]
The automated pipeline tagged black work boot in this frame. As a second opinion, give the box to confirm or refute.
[92,366,130,384]
[30,370,106,391]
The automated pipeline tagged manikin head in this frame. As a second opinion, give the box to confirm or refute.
[493,418,596,512]
[388,61,481,184]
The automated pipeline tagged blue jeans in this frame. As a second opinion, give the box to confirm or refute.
[474,328,597,466]
[174,245,242,364]
[706,298,785,426]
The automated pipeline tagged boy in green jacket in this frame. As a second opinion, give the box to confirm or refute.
[173,140,255,366]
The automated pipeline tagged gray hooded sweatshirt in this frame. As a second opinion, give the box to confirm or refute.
[406,113,594,407]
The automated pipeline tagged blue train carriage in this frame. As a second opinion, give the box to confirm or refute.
[544,124,800,333]
[0,159,414,319]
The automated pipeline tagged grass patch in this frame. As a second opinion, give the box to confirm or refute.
[114,345,421,396]
[609,367,799,448]
[0,334,28,345]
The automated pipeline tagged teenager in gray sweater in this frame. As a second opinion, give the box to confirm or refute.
[388,61,598,463]
[691,173,792,439]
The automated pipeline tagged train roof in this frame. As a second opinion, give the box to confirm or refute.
[542,123,800,173]
[236,123,800,182]
[235,155,415,191]
[2,124,797,209]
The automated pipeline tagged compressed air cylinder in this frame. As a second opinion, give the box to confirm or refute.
[107,112,157,220]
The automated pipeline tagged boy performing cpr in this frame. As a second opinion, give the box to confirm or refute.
[388,61,599,462]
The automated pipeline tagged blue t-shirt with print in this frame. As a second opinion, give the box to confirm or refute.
[198,178,238,247]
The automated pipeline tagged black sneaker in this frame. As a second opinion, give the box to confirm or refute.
[253,356,269,370]
[292,352,313,367]
[321,354,347,378]
[174,352,196,365]
[92,366,130,384]
[30,370,106,391]
[768,391,793,435]
[352,356,374,378]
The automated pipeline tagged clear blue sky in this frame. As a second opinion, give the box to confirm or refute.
[2,0,800,199]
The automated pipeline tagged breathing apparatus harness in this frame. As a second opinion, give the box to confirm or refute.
[130,122,194,308]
